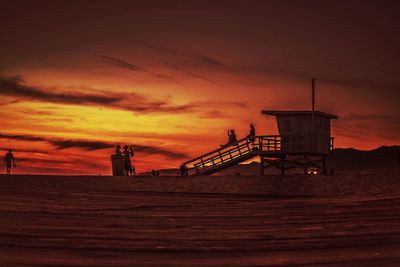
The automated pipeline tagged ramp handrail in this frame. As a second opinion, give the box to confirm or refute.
[182,136,256,175]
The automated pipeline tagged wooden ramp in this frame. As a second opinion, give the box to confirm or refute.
[182,136,284,176]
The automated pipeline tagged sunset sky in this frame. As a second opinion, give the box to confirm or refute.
[1,0,399,175]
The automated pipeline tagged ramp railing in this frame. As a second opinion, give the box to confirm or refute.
[182,137,257,176]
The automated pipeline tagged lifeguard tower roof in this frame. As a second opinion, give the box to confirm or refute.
[262,110,338,119]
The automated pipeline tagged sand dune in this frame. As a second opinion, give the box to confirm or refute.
[1,173,400,266]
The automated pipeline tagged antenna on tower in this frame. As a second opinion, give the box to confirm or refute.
[312,78,316,135]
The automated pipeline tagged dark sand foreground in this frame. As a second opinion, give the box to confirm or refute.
[1,173,400,266]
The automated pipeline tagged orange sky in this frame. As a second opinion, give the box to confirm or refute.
[1,1,399,175]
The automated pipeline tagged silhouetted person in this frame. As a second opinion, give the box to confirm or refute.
[123,145,133,176]
[247,124,256,142]
[229,129,237,143]
[151,169,156,176]
[4,149,16,175]
[129,146,135,176]
[221,129,237,148]
[115,145,122,155]
[180,164,188,176]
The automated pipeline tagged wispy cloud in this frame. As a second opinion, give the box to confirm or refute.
[98,55,148,72]
[199,110,229,119]
[344,114,400,124]
[335,113,400,142]
[149,72,180,84]
[190,100,247,109]
[0,75,121,105]
[0,75,194,114]
[98,55,179,83]
[50,140,114,150]
[136,41,223,67]
[0,147,48,154]
[160,60,223,87]
[132,144,188,159]
[0,133,188,159]
[0,133,47,142]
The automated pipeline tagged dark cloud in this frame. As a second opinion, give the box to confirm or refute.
[52,139,188,159]
[317,79,400,97]
[196,55,222,66]
[230,101,248,108]
[0,75,121,105]
[98,55,148,72]
[133,144,188,159]
[160,60,223,87]
[344,114,400,124]
[0,75,194,113]
[98,55,179,83]
[137,41,223,67]
[334,114,400,143]
[333,125,384,142]
[50,140,114,150]
[0,133,47,142]
[150,73,172,79]
[199,110,228,119]
[0,133,188,159]
[149,72,180,84]
[125,99,195,113]
[190,100,247,109]
[0,147,47,154]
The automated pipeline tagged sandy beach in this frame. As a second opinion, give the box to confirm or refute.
[1,173,400,266]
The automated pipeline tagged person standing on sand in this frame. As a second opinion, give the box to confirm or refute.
[180,164,188,176]
[129,145,135,176]
[4,149,16,175]
[123,145,134,176]
[115,145,122,155]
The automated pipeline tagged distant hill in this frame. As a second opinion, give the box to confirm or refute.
[326,146,400,172]
[215,146,400,175]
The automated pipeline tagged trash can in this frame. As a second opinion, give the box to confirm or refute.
[110,154,124,176]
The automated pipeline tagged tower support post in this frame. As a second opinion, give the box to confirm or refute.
[303,155,308,175]
[322,155,327,175]
[281,155,286,175]
[259,156,265,176]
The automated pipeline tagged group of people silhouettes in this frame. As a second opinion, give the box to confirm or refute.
[221,124,256,148]
[115,145,135,176]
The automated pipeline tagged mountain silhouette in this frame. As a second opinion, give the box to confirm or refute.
[215,146,400,175]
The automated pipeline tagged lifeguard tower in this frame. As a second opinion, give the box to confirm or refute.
[259,110,337,175]
[181,79,338,175]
